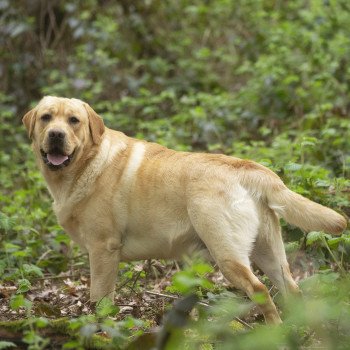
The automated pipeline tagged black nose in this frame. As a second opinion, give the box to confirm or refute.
[48,129,65,140]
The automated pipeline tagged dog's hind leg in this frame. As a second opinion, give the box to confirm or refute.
[187,186,282,324]
[251,205,300,296]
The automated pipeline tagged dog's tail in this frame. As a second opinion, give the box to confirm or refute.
[267,187,346,235]
[236,161,347,235]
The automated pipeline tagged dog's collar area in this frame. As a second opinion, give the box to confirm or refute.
[40,149,75,171]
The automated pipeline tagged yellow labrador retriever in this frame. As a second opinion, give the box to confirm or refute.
[23,96,347,324]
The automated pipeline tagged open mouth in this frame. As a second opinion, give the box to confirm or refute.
[40,149,75,170]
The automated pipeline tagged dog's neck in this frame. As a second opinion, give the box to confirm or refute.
[40,133,127,219]
[41,166,75,205]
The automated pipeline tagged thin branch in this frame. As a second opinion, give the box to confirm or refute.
[129,270,144,293]
[144,290,253,329]
[35,274,81,281]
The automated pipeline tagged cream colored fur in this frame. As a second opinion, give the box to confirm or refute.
[23,96,347,324]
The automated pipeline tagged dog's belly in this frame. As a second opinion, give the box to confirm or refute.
[120,219,206,261]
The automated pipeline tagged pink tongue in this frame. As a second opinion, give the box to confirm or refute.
[47,154,68,166]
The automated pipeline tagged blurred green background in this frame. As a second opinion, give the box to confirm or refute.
[1,1,350,349]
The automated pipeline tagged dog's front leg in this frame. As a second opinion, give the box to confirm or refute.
[88,239,121,302]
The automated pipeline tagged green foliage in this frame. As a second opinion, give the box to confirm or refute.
[64,314,145,350]
[17,278,31,293]
[1,0,349,348]
[95,298,119,318]
[10,294,32,311]
[0,342,16,350]
[167,260,214,295]
[170,273,350,350]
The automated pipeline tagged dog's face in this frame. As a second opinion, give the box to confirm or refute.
[22,96,105,171]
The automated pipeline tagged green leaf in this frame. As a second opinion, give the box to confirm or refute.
[22,263,43,277]
[3,242,21,253]
[23,330,50,348]
[284,162,302,171]
[0,212,15,230]
[96,297,119,317]
[301,141,316,147]
[284,241,299,253]
[168,272,213,295]
[251,292,267,305]
[192,262,213,275]
[63,340,82,349]
[306,231,331,246]
[0,341,17,350]
[12,251,29,258]
[306,231,324,245]
[17,278,31,293]
[35,317,49,328]
[327,237,341,248]
[315,179,330,187]
[10,294,32,310]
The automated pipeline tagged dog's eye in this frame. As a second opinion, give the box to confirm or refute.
[69,116,80,124]
[41,114,51,122]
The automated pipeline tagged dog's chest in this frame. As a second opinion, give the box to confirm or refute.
[53,201,87,248]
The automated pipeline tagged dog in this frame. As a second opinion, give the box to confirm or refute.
[23,96,347,324]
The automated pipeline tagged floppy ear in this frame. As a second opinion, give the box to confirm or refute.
[84,103,105,145]
[22,108,37,139]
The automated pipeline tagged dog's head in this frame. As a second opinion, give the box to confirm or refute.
[22,96,105,171]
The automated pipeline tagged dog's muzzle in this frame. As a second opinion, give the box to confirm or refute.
[41,129,75,170]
